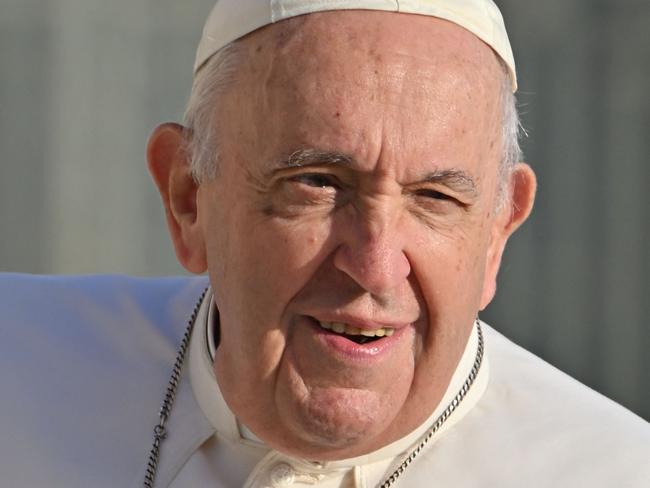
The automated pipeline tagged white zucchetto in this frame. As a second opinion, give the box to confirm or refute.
[194,0,518,91]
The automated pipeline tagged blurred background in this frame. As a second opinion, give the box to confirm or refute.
[1,0,648,421]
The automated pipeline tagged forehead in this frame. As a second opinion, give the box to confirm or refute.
[263,11,500,78]
[227,10,503,177]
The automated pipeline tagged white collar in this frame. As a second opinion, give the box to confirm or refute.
[188,288,490,468]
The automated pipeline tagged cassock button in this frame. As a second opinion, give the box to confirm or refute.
[269,462,296,487]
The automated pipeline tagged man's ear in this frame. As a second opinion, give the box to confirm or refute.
[147,123,207,274]
[479,163,537,309]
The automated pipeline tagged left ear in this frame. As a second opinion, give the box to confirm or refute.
[479,163,537,309]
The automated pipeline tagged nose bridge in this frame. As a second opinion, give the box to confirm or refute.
[360,196,397,249]
[333,194,411,295]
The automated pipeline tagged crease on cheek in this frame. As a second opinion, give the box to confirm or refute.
[263,218,334,267]
[263,194,339,222]
[275,348,311,419]
[406,203,468,237]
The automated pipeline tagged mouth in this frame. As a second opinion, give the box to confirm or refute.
[315,320,395,345]
[297,315,410,362]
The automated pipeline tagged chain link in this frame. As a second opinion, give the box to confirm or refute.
[143,288,208,488]
[378,321,484,487]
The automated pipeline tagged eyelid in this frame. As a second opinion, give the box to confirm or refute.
[290,171,336,183]
[409,187,472,209]
[412,188,454,200]
[284,168,348,188]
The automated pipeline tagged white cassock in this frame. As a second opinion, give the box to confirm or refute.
[0,274,648,487]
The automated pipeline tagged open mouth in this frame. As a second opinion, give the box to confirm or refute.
[315,320,394,345]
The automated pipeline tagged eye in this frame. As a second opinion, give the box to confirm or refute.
[413,189,455,201]
[289,173,340,189]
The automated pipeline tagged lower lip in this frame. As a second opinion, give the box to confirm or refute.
[306,317,409,362]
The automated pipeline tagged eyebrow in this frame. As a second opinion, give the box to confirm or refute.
[276,149,477,195]
[419,169,478,196]
[280,148,354,168]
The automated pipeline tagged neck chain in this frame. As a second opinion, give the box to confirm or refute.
[143,290,484,488]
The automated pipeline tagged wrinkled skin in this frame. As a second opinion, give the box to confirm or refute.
[148,11,536,461]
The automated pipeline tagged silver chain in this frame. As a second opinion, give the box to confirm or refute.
[143,290,483,488]
[378,320,484,487]
[143,287,208,488]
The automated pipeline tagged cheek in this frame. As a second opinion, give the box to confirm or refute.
[209,211,336,380]
[208,201,336,320]
[410,220,491,317]
[252,216,334,283]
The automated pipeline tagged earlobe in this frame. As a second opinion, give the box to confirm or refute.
[479,163,537,309]
[147,123,208,274]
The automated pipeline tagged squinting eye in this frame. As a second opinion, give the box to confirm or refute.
[290,173,339,189]
[414,189,455,201]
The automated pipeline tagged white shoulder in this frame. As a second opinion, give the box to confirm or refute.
[400,323,649,487]
[473,323,649,485]
[483,323,648,430]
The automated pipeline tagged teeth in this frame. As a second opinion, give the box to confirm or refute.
[332,322,345,334]
[317,321,394,338]
[347,326,361,335]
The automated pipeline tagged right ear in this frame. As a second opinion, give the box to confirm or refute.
[146,123,207,273]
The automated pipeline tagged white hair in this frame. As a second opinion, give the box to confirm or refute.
[183,42,241,182]
[496,62,524,207]
[183,42,523,205]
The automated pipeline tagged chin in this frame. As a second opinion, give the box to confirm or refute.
[280,386,393,458]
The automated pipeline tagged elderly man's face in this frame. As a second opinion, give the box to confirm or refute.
[154,11,533,459]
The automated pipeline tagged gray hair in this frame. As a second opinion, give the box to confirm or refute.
[183,42,523,205]
[496,61,524,206]
[183,42,241,183]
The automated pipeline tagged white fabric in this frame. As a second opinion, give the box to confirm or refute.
[1,274,649,487]
[195,0,519,90]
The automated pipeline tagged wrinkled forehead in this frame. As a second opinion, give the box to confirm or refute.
[255,11,503,84]
[223,12,504,179]
[238,11,504,116]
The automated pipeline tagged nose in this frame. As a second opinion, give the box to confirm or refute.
[333,202,411,296]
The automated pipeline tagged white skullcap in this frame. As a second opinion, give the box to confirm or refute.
[195,0,517,91]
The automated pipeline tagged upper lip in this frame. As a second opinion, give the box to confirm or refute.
[308,313,416,331]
